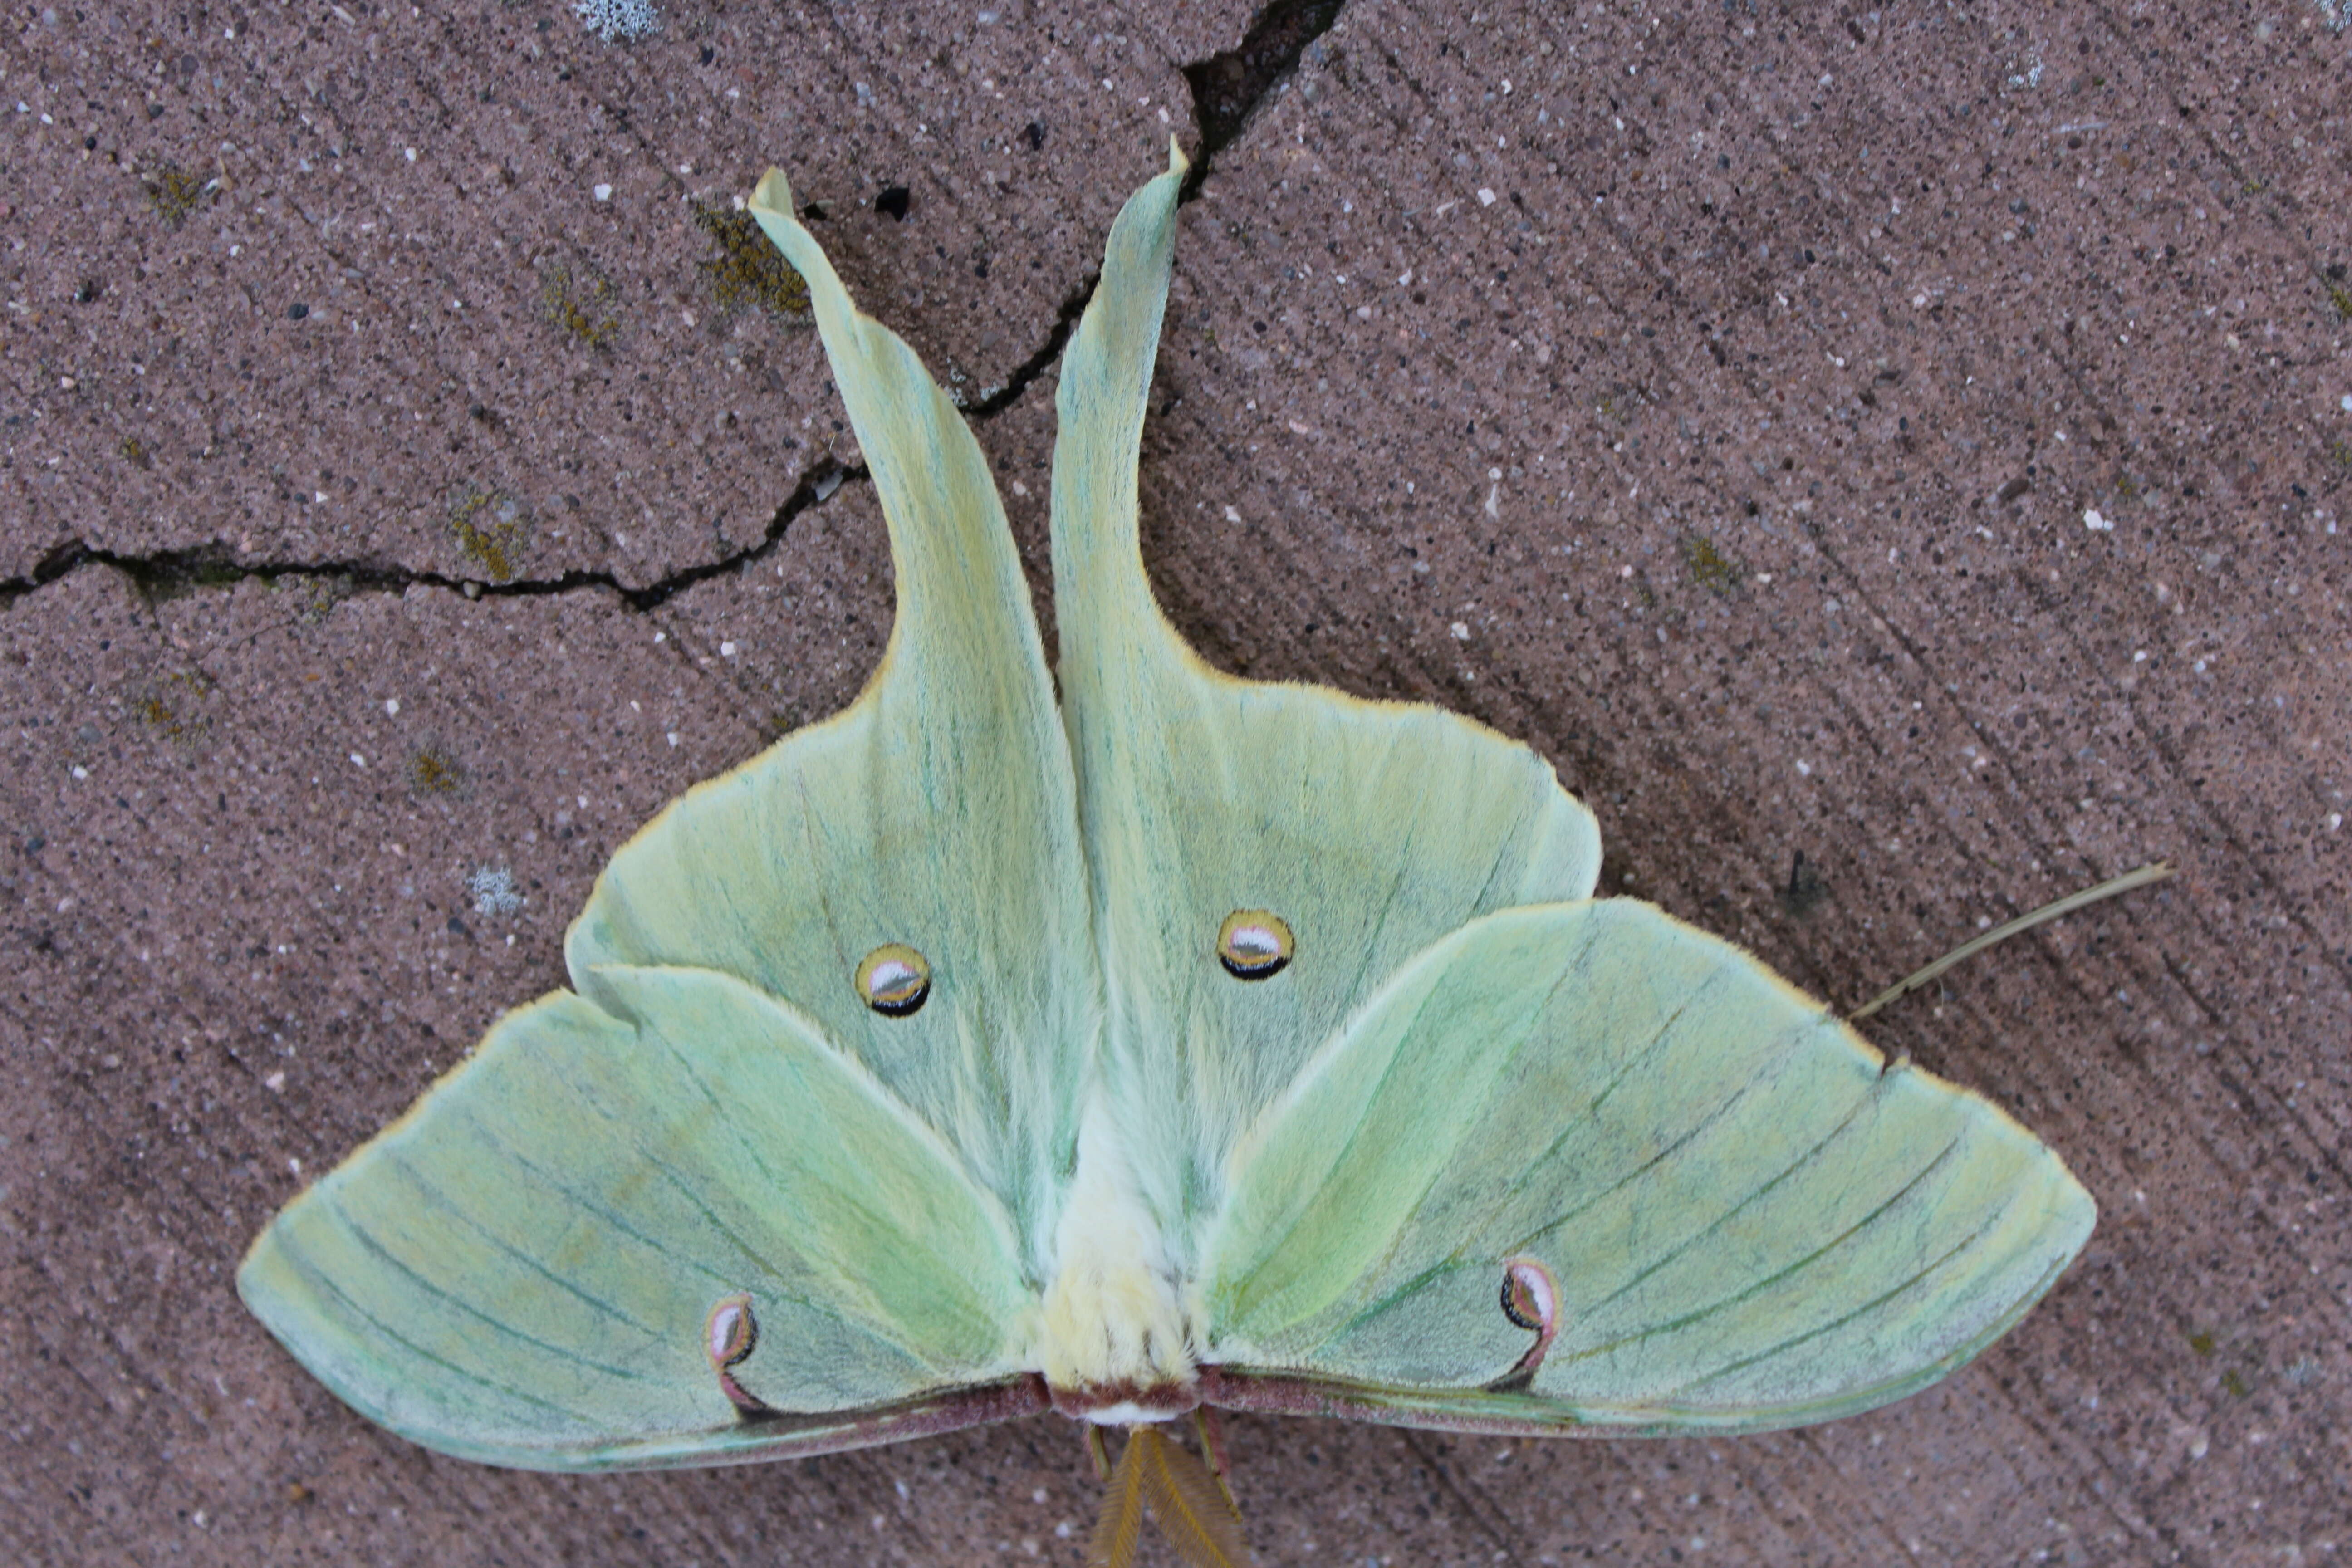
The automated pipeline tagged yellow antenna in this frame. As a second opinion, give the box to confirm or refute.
[1850,861,2176,1022]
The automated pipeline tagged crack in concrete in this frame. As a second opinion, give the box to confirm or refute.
[963,285,1094,421]
[1183,0,1351,179]
[0,459,859,616]
[976,0,1350,409]
[4,0,1348,613]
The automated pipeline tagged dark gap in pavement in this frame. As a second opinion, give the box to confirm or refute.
[0,461,860,614]
[967,0,1352,419]
[1182,0,1349,186]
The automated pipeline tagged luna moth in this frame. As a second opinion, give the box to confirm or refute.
[239,143,2096,1561]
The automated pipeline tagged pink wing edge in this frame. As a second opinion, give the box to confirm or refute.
[568,1374,1051,1472]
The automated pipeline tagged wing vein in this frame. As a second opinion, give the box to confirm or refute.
[331,1198,653,1382]
[1338,808,1422,1010]
[1554,1133,1968,1365]
[1573,1062,1878,1316]
[1505,1034,1784,1259]
[1500,957,1735,1213]
[1338,935,1608,1309]
[280,1219,614,1422]
[1227,965,1455,1303]
[488,1132,739,1291]
[1659,1220,2000,1401]
[385,1150,664,1339]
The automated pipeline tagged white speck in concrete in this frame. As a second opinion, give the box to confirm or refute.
[467,866,524,916]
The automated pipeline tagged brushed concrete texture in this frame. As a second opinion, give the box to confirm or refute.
[0,0,1246,583]
[3,0,2347,1565]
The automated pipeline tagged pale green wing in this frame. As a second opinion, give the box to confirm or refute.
[246,176,1087,1466]
[564,172,1094,1272]
[1198,901,2097,1434]
[239,966,1044,1470]
[1050,146,1602,1245]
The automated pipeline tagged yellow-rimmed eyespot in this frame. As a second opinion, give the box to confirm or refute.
[855,944,932,1016]
[1216,911,1294,980]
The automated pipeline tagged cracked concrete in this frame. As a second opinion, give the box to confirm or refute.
[1,0,1326,610]
[0,454,861,613]
[5,1,2349,1565]
[2,0,1259,587]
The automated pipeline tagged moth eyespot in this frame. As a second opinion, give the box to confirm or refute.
[1216,910,1294,980]
[706,1293,758,1369]
[855,944,931,1016]
[1500,1258,1557,1334]
[705,1294,775,1418]
[1487,1258,1563,1388]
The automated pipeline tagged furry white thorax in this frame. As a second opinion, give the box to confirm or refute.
[1031,1100,1198,1411]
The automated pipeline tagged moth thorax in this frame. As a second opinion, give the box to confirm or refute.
[1037,1249,1201,1423]
[1035,1112,1200,1421]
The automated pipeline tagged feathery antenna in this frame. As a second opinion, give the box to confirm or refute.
[1084,1426,1246,1568]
